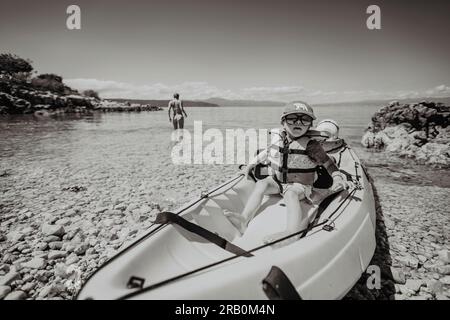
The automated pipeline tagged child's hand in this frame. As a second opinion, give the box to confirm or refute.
[244,164,255,180]
[330,171,354,192]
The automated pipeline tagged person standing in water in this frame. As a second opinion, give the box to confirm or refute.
[168,93,188,130]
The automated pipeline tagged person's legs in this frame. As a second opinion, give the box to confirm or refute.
[283,188,309,233]
[226,176,279,235]
[263,184,309,244]
[178,116,184,129]
[173,118,179,130]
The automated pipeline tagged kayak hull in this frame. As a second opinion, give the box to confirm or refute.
[77,147,376,300]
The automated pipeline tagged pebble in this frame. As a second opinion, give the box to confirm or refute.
[22,258,46,270]
[0,285,12,299]
[397,255,419,269]
[48,250,67,260]
[74,244,88,256]
[441,276,450,285]
[427,280,443,294]
[6,231,25,242]
[0,271,21,286]
[4,290,27,300]
[438,250,450,264]
[390,267,406,284]
[43,235,61,243]
[49,241,63,250]
[436,265,450,275]
[65,255,79,265]
[21,282,35,292]
[36,242,48,251]
[42,224,65,237]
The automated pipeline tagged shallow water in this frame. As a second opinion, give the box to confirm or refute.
[0,104,381,215]
[0,104,379,161]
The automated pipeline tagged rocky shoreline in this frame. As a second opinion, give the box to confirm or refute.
[0,53,163,116]
[344,148,449,300]
[361,101,449,167]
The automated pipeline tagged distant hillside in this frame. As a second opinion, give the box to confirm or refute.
[203,97,285,107]
[109,99,218,108]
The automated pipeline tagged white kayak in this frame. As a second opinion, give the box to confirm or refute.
[76,142,376,300]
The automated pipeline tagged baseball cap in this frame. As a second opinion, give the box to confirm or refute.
[281,101,316,120]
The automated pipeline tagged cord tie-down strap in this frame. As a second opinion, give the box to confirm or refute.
[154,211,253,257]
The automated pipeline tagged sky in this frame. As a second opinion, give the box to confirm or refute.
[1,0,449,103]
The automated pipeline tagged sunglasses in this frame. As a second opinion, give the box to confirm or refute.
[283,114,313,125]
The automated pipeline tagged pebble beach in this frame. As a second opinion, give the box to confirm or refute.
[0,108,449,300]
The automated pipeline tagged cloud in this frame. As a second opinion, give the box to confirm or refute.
[65,78,450,103]
[425,84,450,96]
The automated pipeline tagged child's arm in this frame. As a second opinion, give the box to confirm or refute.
[243,148,268,179]
[306,140,350,190]
[248,148,268,166]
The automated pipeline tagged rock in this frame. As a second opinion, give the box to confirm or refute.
[20,226,34,234]
[54,264,69,279]
[435,294,449,300]
[394,293,407,300]
[49,241,63,250]
[0,285,12,299]
[74,244,89,256]
[3,290,27,300]
[38,285,57,298]
[22,258,46,270]
[0,271,21,286]
[102,218,115,227]
[43,235,61,242]
[390,267,406,284]
[94,207,108,214]
[427,280,443,294]
[48,250,67,260]
[441,276,450,285]
[36,242,48,251]
[55,218,72,226]
[438,250,450,264]
[42,224,65,237]
[436,265,450,275]
[405,279,423,292]
[397,255,419,268]
[21,282,35,292]
[417,255,428,263]
[65,254,79,266]
[409,294,431,300]
[6,230,24,242]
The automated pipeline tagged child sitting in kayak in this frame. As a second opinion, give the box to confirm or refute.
[226,101,351,243]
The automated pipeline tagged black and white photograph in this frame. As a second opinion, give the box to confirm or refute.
[0,0,449,306]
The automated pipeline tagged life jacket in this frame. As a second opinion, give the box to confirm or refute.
[268,129,317,184]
